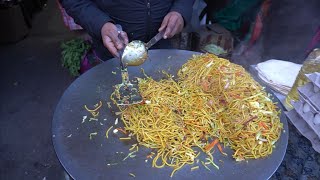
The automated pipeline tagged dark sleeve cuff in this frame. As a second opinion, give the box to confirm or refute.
[60,0,113,39]
[170,0,195,27]
[89,12,113,39]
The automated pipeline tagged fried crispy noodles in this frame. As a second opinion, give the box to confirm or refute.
[111,54,283,176]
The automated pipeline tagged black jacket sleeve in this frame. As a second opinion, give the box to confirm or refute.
[59,0,112,39]
[170,0,195,26]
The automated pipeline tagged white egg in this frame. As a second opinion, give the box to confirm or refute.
[302,103,311,113]
[313,113,320,125]
[314,85,320,93]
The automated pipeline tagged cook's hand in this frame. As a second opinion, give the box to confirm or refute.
[159,11,184,39]
[101,22,129,57]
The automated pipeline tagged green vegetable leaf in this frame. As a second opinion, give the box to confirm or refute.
[60,38,91,76]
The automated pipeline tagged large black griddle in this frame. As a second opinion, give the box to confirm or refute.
[52,49,288,180]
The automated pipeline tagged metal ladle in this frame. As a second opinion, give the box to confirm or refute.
[113,25,143,105]
[121,30,165,66]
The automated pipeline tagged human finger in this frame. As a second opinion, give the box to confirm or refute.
[108,30,124,50]
[119,31,129,45]
[164,15,178,39]
[159,14,170,32]
[102,35,119,57]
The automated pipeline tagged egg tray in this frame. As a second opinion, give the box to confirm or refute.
[306,72,320,89]
[297,82,320,111]
[292,99,320,138]
[285,110,320,153]
[292,72,320,139]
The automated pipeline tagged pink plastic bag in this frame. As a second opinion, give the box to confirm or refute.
[80,49,103,74]
[56,0,83,31]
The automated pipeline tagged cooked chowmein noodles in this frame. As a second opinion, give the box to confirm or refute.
[111,54,283,176]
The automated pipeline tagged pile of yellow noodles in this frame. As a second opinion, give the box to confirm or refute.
[112,54,283,176]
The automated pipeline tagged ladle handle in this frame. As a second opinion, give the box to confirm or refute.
[145,30,165,49]
[115,24,126,70]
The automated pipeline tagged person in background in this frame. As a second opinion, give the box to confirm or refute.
[60,0,195,61]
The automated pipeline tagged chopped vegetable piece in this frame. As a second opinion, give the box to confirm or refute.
[123,150,138,161]
[107,163,118,166]
[217,143,227,156]
[259,121,269,129]
[89,132,97,140]
[204,139,219,152]
[116,128,127,135]
[114,112,122,115]
[82,116,87,123]
[191,166,199,171]
[146,153,154,159]
[89,118,98,121]
[206,158,219,170]
[201,161,211,171]
[129,144,138,151]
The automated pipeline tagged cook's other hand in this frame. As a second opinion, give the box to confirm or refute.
[101,22,129,58]
[158,11,184,39]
